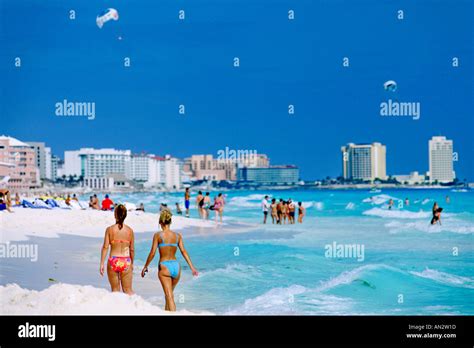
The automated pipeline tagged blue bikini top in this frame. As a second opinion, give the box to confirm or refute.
[158,232,179,248]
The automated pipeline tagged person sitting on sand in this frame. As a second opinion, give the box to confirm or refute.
[136,203,145,212]
[91,194,100,210]
[65,194,71,206]
[100,204,135,295]
[72,194,78,202]
[175,202,182,215]
[141,210,198,311]
[102,194,114,211]
[0,198,12,212]
[14,193,21,206]
[297,202,305,223]
[431,202,443,225]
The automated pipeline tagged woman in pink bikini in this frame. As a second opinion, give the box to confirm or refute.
[100,204,135,295]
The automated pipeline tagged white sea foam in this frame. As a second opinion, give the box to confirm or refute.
[362,194,399,205]
[363,207,431,219]
[384,219,474,234]
[410,268,474,289]
[0,283,212,315]
[225,284,308,314]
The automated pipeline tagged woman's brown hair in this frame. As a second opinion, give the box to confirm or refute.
[114,204,127,229]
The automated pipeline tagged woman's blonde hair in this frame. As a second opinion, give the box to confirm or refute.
[159,209,172,225]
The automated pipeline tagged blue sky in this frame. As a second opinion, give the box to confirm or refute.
[1,0,472,180]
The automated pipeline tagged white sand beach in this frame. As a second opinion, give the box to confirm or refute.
[0,207,221,315]
[0,283,212,315]
[0,207,216,243]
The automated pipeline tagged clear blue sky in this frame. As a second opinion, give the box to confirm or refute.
[1,0,472,180]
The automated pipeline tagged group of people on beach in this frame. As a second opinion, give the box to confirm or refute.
[261,196,305,224]
[191,189,226,223]
[100,206,198,311]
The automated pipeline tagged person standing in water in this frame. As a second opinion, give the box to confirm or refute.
[431,202,443,225]
[196,191,203,218]
[388,199,394,210]
[276,199,283,224]
[270,198,278,224]
[100,204,135,295]
[288,199,296,224]
[261,195,269,224]
[297,202,305,223]
[213,193,225,224]
[184,188,191,217]
[202,192,211,219]
[141,210,198,311]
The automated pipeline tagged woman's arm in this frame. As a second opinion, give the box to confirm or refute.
[100,228,110,276]
[129,229,135,264]
[141,233,158,277]
[178,233,198,276]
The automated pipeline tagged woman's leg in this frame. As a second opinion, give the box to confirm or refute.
[107,262,121,292]
[158,265,176,311]
[120,264,134,295]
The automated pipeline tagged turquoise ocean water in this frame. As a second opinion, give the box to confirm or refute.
[103,189,473,315]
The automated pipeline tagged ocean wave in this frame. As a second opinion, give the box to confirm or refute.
[363,207,431,219]
[197,263,261,280]
[385,220,474,234]
[0,283,212,315]
[410,268,474,289]
[225,284,308,315]
[362,194,400,205]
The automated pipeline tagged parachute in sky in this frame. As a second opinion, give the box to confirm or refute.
[96,8,119,29]
[384,80,397,92]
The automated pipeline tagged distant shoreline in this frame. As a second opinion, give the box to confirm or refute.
[21,183,471,195]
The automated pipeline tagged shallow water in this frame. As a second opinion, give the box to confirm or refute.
[107,189,474,315]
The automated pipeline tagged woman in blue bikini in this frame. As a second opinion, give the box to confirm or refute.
[141,210,198,311]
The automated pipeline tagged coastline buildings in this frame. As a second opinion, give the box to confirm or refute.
[237,166,299,185]
[25,142,60,181]
[64,148,131,178]
[393,171,425,185]
[428,136,455,183]
[65,148,182,190]
[0,136,40,190]
[341,142,387,182]
[184,153,270,181]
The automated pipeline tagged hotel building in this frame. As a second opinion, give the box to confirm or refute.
[237,165,299,185]
[428,136,455,183]
[341,142,387,181]
[0,136,40,190]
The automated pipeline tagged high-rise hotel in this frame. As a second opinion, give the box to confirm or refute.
[428,136,455,183]
[341,142,387,181]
